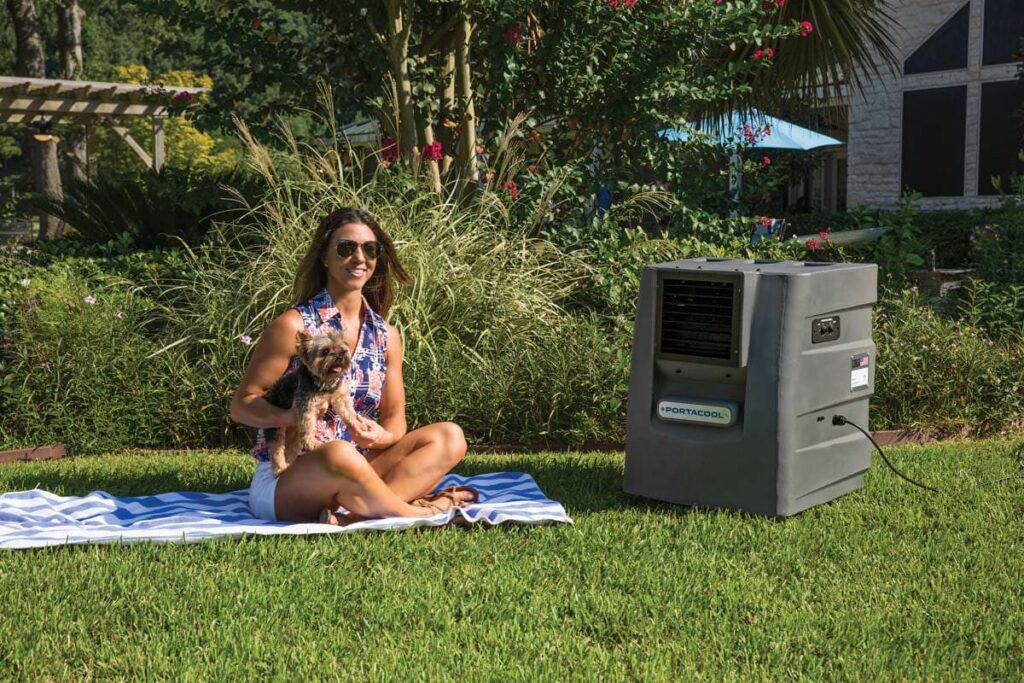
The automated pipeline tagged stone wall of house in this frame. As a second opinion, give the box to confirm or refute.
[847,0,1017,210]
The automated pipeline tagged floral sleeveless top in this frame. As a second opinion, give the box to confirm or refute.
[251,288,388,462]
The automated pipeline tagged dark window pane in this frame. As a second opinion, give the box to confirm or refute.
[983,0,1024,66]
[901,86,967,196]
[904,4,970,74]
[978,80,1024,195]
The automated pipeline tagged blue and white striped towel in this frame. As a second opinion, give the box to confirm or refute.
[0,472,572,550]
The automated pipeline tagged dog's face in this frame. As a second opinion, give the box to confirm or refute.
[295,329,352,381]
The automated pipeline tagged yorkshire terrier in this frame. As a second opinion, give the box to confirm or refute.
[263,328,364,475]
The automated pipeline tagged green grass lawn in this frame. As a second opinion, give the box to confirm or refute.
[0,440,1022,681]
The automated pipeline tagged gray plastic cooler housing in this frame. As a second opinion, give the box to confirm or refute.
[623,258,878,517]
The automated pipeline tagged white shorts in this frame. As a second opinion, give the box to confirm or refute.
[248,461,279,522]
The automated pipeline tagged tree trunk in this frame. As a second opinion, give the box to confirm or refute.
[453,15,478,202]
[58,0,88,185]
[6,0,64,239]
[439,44,456,177]
[383,0,417,163]
[415,111,442,193]
[56,0,84,78]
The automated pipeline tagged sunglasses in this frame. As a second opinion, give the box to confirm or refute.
[335,239,382,260]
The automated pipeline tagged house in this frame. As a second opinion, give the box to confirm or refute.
[847,0,1024,210]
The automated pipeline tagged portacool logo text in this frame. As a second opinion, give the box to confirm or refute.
[657,399,736,426]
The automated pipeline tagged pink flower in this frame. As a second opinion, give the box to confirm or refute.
[609,0,619,6]
[753,49,765,61]
[623,0,637,7]
[766,47,775,59]
[475,144,484,155]
[776,0,786,6]
[421,140,443,162]
[239,334,253,345]
[501,179,520,199]
[798,21,814,37]
[42,361,52,370]
[380,136,399,163]
[502,24,522,45]
[806,238,820,250]
[818,231,829,240]
[84,295,96,304]
[743,124,758,144]
[762,155,772,165]
[760,217,773,227]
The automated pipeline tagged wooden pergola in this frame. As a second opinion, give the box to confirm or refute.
[0,75,209,174]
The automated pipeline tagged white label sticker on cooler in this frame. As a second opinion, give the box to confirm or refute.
[851,367,869,390]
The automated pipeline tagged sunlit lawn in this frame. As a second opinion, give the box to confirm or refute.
[0,440,1021,680]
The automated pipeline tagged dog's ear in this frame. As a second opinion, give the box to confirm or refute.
[295,330,312,351]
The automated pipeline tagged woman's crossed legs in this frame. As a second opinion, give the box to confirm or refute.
[273,421,471,523]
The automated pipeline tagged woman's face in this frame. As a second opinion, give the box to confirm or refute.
[324,222,378,292]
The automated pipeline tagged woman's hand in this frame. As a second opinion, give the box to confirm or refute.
[347,415,394,450]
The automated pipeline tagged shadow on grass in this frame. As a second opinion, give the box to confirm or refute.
[0,458,252,499]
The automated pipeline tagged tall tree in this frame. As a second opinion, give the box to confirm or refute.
[6,0,64,239]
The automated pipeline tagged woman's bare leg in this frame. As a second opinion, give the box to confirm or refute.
[274,439,434,523]
[365,422,469,502]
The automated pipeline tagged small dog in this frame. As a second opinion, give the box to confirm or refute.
[263,328,363,475]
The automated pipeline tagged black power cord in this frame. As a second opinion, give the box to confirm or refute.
[833,415,1024,492]
[832,415,939,493]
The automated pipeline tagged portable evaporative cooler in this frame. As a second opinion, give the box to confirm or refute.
[624,258,878,516]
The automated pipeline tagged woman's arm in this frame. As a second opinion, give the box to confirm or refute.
[229,310,304,429]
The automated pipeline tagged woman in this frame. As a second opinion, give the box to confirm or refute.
[230,207,476,525]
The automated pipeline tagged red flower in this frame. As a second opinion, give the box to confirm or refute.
[501,179,519,199]
[623,0,637,7]
[760,216,773,227]
[502,24,522,45]
[766,47,775,59]
[380,136,399,163]
[762,155,772,165]
[806,238,820,250]
[743,124,758,144]
[421,140,443,162]
[753,49,765,61]
[818,231,829,240]
[798,21,814,37]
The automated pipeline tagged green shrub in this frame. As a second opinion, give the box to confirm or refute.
[971,187,1024,285]
[25,167,264,250]
[873,288,1024,436]
[0,267,174,453]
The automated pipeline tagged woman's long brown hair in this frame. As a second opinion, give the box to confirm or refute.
[291,207,412,318]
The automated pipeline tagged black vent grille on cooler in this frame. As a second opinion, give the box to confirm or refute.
[660,278,735,359]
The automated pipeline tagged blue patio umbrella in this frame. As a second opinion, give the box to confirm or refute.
[659,109,845,211]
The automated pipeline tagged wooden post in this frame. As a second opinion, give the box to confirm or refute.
[152,115,165,172]
[85,120,97,179]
